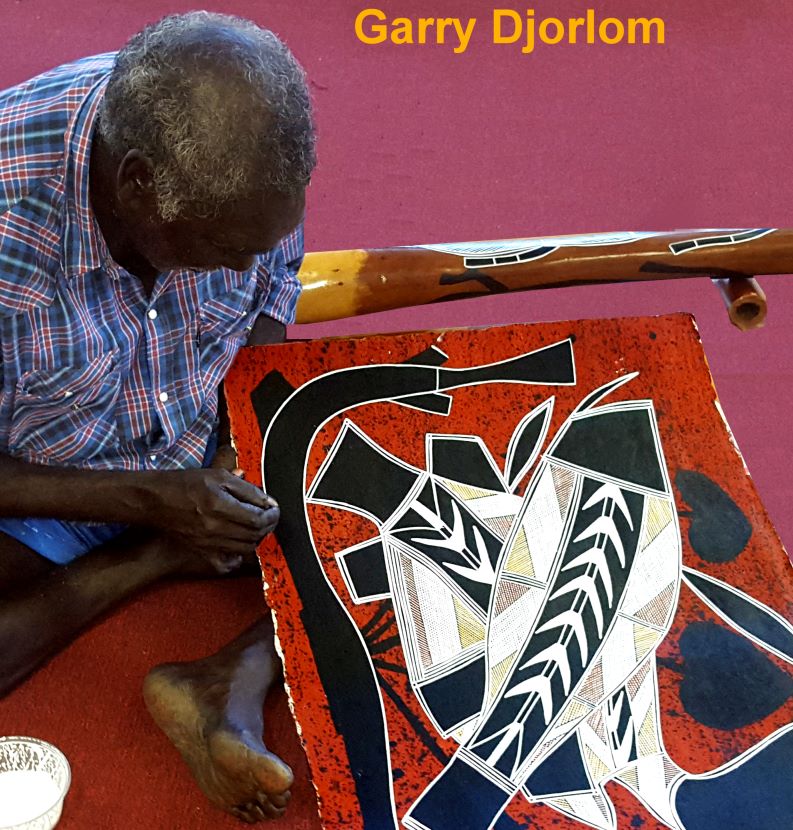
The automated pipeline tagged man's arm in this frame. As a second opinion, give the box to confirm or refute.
[246,314,287,347]
[191,222,299,467]
[0,452,278,559]
[213,315,287,471]
[0,304,287,556]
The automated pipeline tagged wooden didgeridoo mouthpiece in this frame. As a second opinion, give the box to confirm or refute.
[711,277,767,331]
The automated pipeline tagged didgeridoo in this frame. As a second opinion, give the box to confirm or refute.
[294,228,791,329]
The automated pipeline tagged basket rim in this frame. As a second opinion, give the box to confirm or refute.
[0,736,71,829]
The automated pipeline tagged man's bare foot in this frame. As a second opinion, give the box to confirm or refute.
[143,654,292,823]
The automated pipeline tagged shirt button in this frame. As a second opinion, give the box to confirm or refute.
[159,391,169,402]
[148,309,158,320]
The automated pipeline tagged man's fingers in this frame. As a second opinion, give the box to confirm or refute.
[157,469,279,540]
[209,514,277,546]
[219,472,278,509]
[212,553,244,575]
[199,472,279,530]
[203,496,279,536]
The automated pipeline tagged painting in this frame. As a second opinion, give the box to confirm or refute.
[224,314,793,830]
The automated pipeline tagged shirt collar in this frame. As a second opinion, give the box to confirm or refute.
[61,74,111,278]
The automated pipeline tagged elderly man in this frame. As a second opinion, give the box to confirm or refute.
[0,11,314,824]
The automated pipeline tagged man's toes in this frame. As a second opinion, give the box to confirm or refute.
[261,801,286,819]
[263,789,290,809]
[231,804,264,824]
[247,803,267,821]
[239,800,277,822]
[230,805,257,824]
[255,789,289,817]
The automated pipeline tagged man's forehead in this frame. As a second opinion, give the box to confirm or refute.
[222,190,304,226]
[184,191,304,245]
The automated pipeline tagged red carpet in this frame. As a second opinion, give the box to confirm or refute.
[1,2,792,828]
[0,577,321,829]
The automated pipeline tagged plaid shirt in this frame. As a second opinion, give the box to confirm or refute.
[0,54,304,471]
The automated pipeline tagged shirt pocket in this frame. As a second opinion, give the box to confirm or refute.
[9,349,122,464]
[196,283,260,401]
[197,280,260,346]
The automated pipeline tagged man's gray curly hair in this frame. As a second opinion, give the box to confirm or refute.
[98,11,316,221]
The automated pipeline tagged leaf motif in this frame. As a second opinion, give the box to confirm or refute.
[505,398,555,491]
[550,575,605,636]
[682,566,793,664]
[444,525,496,584]
[412,499,466,551]
[519,643,573,694]
[408,498,446,533]
[583,482,634,531]
[572,371,639,415]
[535,611,591,666]
[563,547,614,606]
[504,674,555,723]
[412,501,497,585]
[574,516,626,566]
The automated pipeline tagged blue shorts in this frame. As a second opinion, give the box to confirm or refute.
[0,518,128,565]
[0,432,220,565]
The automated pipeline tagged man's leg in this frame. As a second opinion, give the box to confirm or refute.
[143,617,292,823]
[0,528,224,697]
[0,533,55,592]
[0,529,290,822]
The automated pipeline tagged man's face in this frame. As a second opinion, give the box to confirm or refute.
[129,188,306,274]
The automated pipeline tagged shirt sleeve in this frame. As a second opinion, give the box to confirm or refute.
[256,221,305,325]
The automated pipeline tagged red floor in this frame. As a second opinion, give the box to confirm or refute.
[1,2,792,828]
[0,578,322,829]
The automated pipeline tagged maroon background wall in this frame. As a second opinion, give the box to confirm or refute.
[1,3,791,828]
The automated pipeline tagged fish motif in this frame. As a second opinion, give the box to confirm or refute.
[302,357,793,830]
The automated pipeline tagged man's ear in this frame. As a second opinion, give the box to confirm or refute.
[116,150,157,214]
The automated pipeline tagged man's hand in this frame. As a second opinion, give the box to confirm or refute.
[145,468,280,564]
[0,450,280,574]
